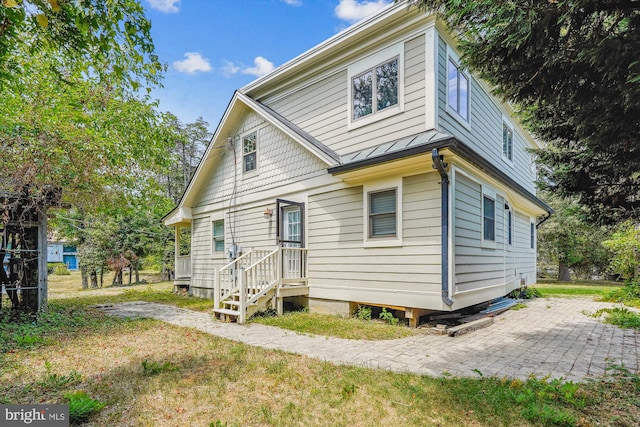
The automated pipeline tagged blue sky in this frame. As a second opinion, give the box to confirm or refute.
[143,0,393,131]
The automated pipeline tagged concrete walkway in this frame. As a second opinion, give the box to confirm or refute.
[100,298,639,382]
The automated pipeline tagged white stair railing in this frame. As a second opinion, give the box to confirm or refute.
[239,247,280,323]
[215,247,309,323]
[214,248,258,308]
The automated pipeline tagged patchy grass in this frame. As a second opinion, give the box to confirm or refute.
[599,283,640,309]
[591,307,640,330]
[510,303,528,311]
[47,271,216,312]
[48,270,165,298]
[1,278,637,425]
[532,279,622,299]
[1,301,639,426]
[51,284,215,313]
[251,312,422,340]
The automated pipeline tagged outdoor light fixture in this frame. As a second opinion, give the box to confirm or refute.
[263,208,273,220]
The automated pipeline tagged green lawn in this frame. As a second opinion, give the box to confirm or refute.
[251,311,423,340]
[532,279,622,298]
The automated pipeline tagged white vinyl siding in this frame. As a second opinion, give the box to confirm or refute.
[454,173,505,293]
[197,113,327,208]
[437,35,536,193]
[190,218,216,294]
[308,173,443,309]
[513,211,536,285]
[266,34,426,155]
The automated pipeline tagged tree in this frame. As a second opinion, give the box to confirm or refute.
[408,0,640,223]
[158,113,211,204]
[0,0,162,90]
[537,193,611,281]
[0,51,171,211]
[602,221,640,283]
[53,198,175,287]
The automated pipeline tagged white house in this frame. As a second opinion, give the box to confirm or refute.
[164,2,551,325]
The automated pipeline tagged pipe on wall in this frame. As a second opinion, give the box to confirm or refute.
[432,149,454,308]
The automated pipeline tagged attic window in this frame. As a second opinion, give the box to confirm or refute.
[352,57,399,120]
[243,132,257,173]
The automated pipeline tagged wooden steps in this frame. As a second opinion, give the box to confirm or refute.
[213,287,278,323]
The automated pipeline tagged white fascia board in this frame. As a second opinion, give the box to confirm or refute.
[175,90,339,211]
[176,91,244,209]
[235,92,339,166]
[164,207,192,226]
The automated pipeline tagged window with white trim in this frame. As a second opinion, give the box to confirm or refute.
[363,178,403,247]
[502,120,513,161]
[352,57,399,120]
[368,189,397,238]
[483,195,496,242]
[242,132,257,173]
[212,219,224,253]
[447,57,469,122]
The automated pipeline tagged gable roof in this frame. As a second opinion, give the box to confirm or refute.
[165,91,340,222]
[245,95,341,164]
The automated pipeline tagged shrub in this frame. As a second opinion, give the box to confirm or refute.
[379,308,399,326]
[602,221,640,282]
[54,265,71,275]
[353,305,372,321]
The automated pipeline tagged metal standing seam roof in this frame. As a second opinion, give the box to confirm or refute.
[328,129,553,214]
[339,129,455,164]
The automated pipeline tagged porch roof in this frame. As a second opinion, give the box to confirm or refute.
[328,130,553,215]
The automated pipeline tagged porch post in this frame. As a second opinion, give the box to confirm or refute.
[214,269,220,308]
[238,267,246,324]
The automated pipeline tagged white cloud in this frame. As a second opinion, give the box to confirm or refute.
[221,60,241,77]
[173,52,212,74]
[334,0,391,23]
[242,57,276,77]
[220,57,276,78]
[147,0,180,13]
[281,0,302,5]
